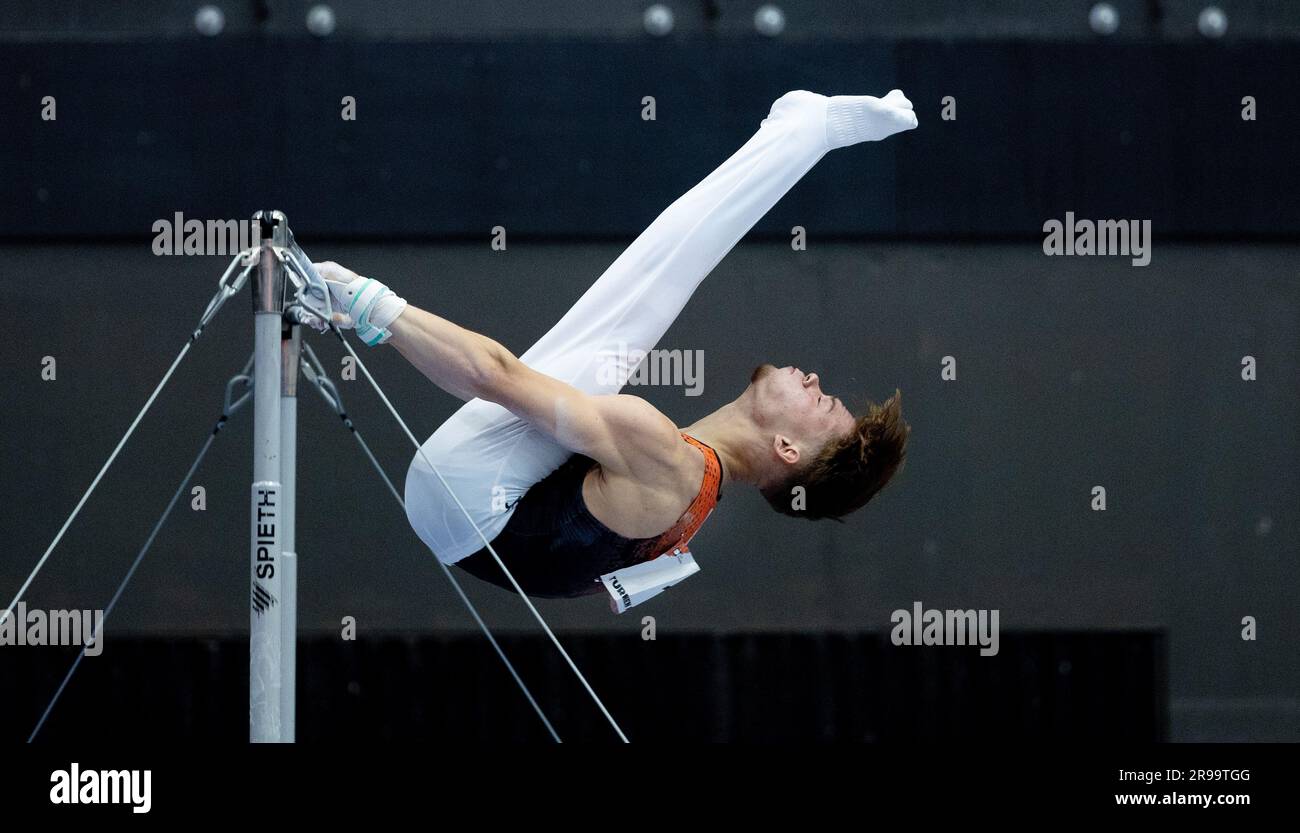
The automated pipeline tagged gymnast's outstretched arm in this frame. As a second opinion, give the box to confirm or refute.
[395,303,683,475]
[313,267,683,475]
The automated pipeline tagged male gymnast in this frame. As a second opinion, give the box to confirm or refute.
[311,89,916,606]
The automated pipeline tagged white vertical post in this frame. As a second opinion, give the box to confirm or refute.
[250,210,287,742]
[279,325,300,742]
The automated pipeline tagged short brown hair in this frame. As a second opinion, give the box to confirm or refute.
[761,389,909,521]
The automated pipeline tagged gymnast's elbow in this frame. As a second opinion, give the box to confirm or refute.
[465,338,520,403]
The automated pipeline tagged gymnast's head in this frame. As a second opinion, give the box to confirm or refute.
[743,364,909,521]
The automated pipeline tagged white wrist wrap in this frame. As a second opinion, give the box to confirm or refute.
[332,277,407,345]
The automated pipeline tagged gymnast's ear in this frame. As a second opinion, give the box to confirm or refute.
[772,433,801,465]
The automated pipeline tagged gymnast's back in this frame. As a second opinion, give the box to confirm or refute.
[456,435,723,598]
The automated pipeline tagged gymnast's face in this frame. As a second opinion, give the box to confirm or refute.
[748,364,855,459]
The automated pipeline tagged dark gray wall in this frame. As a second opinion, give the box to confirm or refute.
[1,239,1295,737]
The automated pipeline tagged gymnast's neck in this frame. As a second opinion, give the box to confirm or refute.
[680,399,769,490]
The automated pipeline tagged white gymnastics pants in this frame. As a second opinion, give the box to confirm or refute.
[405,90,842,565]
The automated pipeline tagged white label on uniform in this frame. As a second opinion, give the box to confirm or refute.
[600,548,700,614]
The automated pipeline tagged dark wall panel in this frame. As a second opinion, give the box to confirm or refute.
[1,39,1296,239]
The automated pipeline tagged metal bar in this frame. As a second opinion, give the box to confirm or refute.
[279,325,301,742]
[250,210,288,742]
